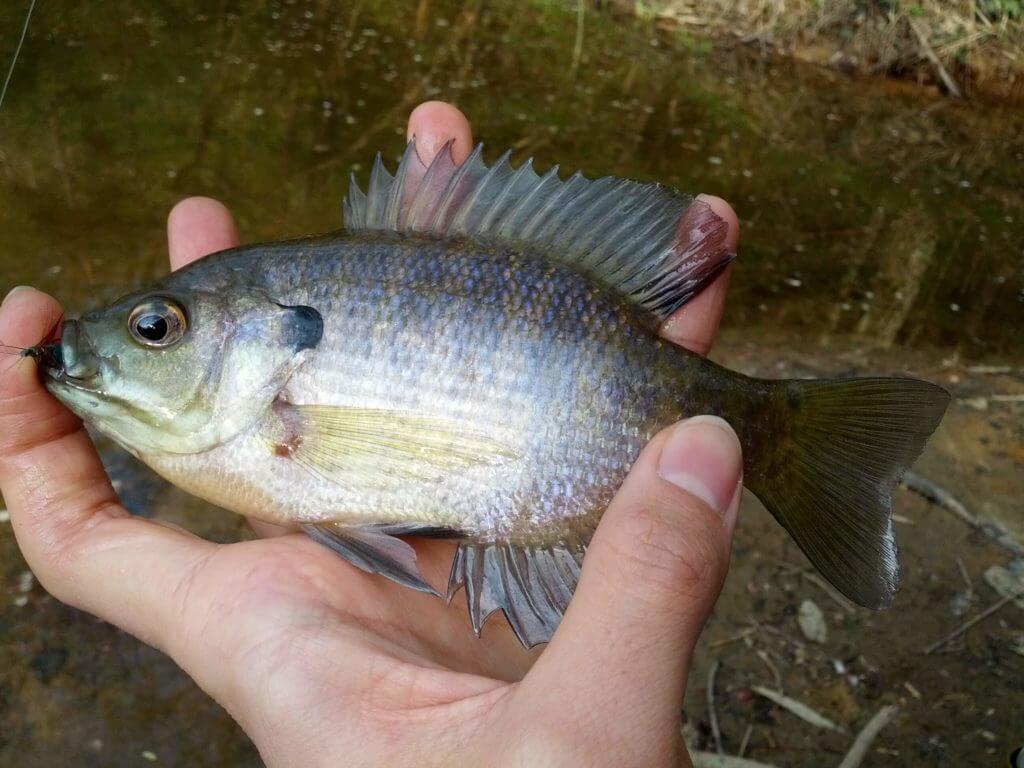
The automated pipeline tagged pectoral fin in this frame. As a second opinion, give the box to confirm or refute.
[271,403,517,487]
[304,522,442,597]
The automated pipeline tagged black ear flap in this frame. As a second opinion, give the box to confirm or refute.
[278,304,323,352]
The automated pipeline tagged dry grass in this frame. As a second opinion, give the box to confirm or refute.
[625,0,1024,100]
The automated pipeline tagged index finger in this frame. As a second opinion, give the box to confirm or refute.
[167,197,241,271]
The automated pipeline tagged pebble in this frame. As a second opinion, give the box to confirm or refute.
[960,396,989,411]
[798,599,828,643]
[142,751,158,762]
[0,509,9,523]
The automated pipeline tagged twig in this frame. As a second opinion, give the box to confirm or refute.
[991,394,1024,403]
[692,753,780,768]
[570,0,585,80]
[902,471,1024,558]
[752,686,845,732]
[738,725,753,758]
[908,17,963,97]
[710,627,756,649]
[756,650,783,692]
[965,365,1012,374]
[707,660,724,755]
[837,705,899,768]
[0,0,37,110]
[955,557,973,591]
[924,590,1024,654]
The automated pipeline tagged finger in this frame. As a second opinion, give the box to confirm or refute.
[525,416,742,757]
[0,287,217,653]
[399,101,474,199]
[406,100,474,165]
[659,195,739,356]
[167,197,241,271]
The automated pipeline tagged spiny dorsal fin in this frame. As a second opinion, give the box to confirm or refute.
[344,142,734,323]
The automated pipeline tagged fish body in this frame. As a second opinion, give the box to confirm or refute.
[143,231,705,539]
[44,144,949,646]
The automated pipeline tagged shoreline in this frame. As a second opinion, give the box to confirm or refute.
[611,0,1024,104]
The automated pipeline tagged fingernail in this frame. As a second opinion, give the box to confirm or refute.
[658,415,742,516]
[3,286,33,305]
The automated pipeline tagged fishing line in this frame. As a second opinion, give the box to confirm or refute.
[0,0,37,111]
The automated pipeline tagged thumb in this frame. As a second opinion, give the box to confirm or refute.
[525,416,742,751]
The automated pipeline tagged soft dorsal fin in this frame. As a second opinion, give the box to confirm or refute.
[344,142,734,323]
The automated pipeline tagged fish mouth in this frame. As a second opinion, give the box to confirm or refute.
[42,319,103,392]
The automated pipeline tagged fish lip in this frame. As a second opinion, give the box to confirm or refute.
[43,365,102,392]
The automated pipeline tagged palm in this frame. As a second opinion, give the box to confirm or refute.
[188,532,538,681]
[171,532,543,763]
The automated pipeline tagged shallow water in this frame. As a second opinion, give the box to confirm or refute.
[1,1,1022,765]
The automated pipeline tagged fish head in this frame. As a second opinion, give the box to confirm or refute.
[44,287,323,455]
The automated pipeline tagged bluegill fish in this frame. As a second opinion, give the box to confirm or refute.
[41,144,949,646]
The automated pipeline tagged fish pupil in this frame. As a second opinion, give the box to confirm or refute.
[136,314,168,341]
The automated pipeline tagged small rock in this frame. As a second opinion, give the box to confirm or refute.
[960,396,989,411]
[798,599,828,643]
[142,751,158,762]
[0,509,9,523]
[984,560,1024,610]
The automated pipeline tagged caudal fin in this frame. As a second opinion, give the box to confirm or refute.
[745,377,949,609]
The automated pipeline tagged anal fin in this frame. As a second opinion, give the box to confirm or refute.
[304,522,441,597]
[446,541,586,648]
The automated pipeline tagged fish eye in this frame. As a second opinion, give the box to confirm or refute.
[128,298,187,348]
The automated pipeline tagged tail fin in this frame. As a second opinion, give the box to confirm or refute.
[745,377,949,609]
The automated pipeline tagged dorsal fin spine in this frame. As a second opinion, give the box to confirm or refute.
[450,149,510,234]
[429,142,480,233]
[498,164,559,240]
[402,142,435,228]
[384,155,408,231]
[531,172,587,243]
[485,159,540,234]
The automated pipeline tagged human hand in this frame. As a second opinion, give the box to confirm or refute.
[0,101,742,767]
